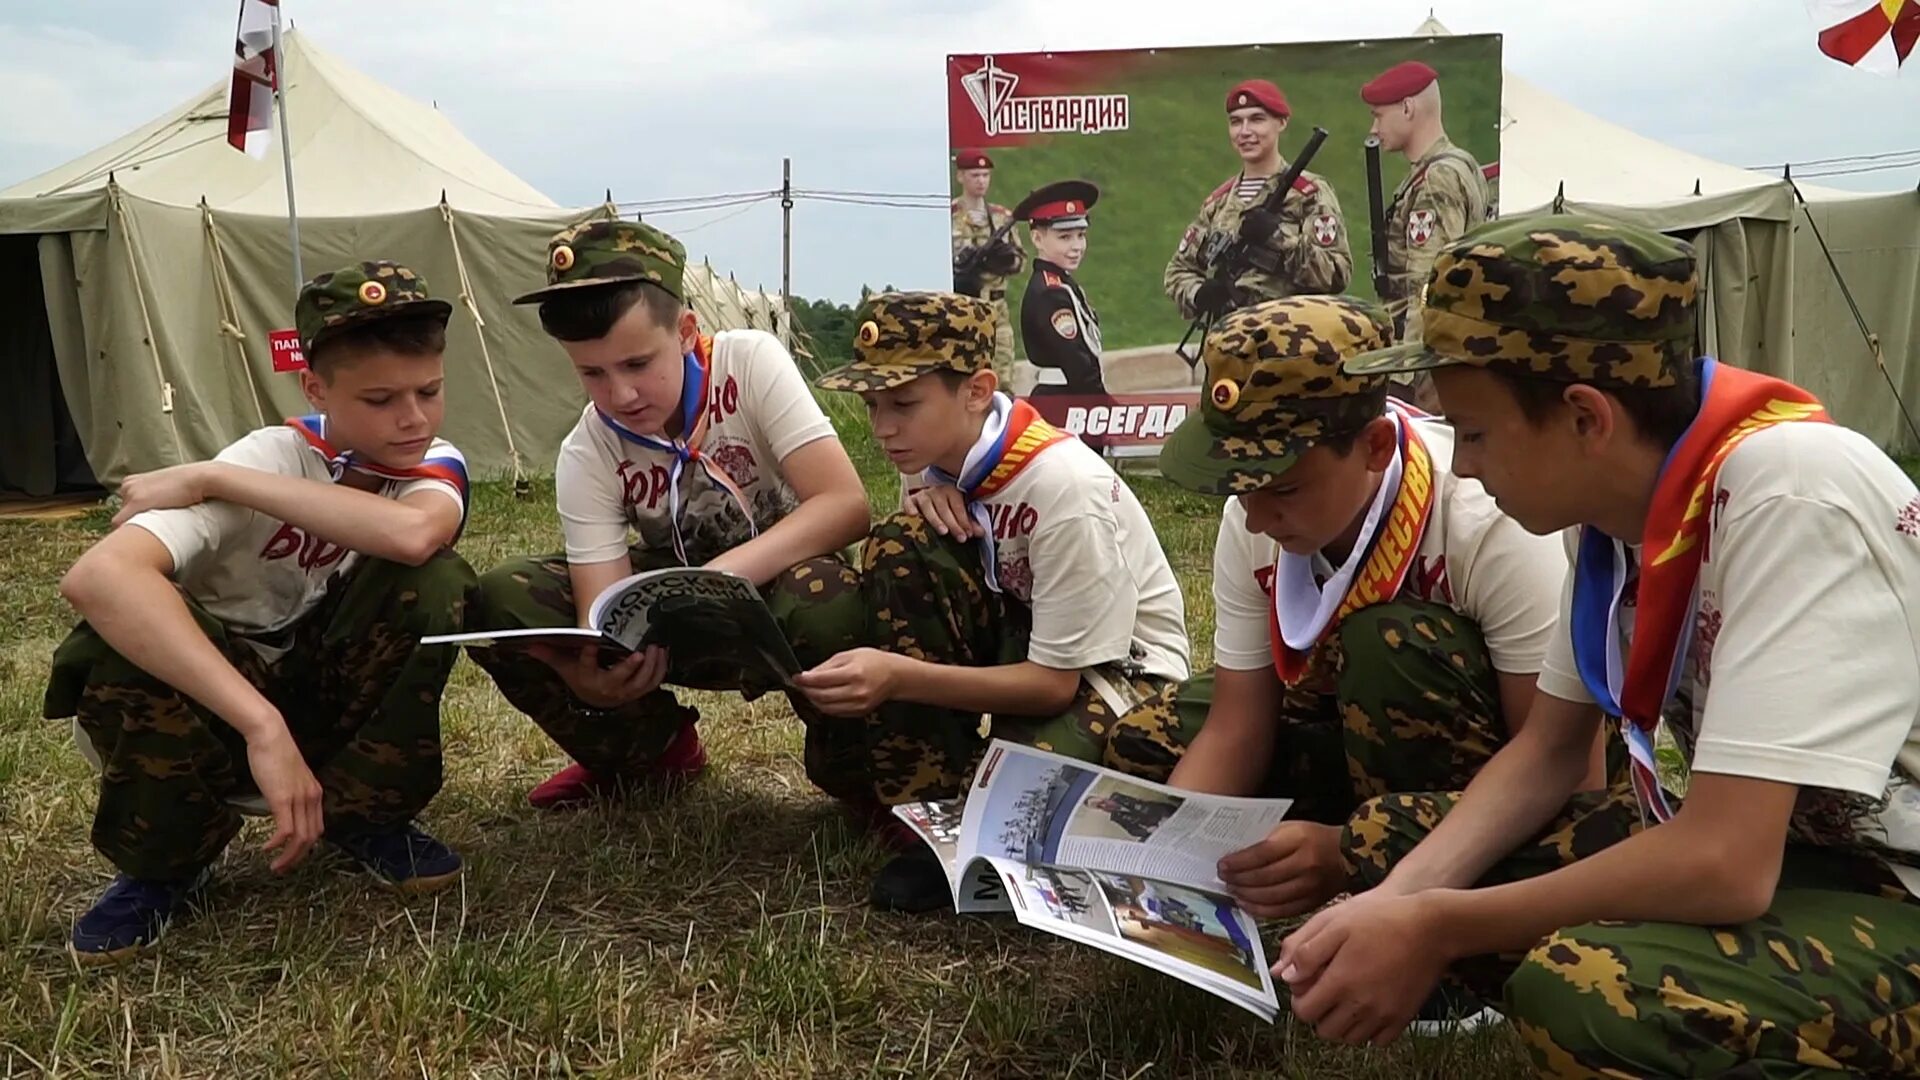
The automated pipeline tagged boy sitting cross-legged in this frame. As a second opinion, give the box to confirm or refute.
[45,262,478,964]
[778,290,1192,912]
[468,219,871,809]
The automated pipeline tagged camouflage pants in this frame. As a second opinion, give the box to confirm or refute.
[42,552,477,881]
[769,513,1164,805]
[467,546,836,777]
[989,294,1014,385]
[1347,789,1920,1077]
[1104,600,1508,825]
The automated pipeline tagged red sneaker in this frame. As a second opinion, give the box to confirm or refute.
[526,722,706,810]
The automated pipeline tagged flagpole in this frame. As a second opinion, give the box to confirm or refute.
[270,1,303,296]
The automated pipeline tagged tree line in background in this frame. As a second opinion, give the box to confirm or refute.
[788,287,896,370]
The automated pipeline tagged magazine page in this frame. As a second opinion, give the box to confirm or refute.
[418,626,620,656]
[890,801,1011,913]
[989,858,1276,1021]
[958,741,1291,893]
[588,567,803,690]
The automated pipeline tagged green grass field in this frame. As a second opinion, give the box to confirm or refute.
[968,34,1503,353]
[0,392,1541,1077]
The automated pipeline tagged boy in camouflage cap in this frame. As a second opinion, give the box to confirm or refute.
[1273,213,1920,1073]
[777,290,1190,913]
[45,260,479,963]
[466,219,869,809]
[1105,295,1594,949]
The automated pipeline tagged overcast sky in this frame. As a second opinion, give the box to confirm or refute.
[2,0,1915,301]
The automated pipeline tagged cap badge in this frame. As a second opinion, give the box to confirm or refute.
[1210,378,1241,410]
[551,244,576,273]
[857,320,881,347]
[357,281,387,306]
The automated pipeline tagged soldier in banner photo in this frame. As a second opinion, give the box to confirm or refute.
[950,150,1026,382]
[1363,61,1492,344]
[1165,79,1352,322]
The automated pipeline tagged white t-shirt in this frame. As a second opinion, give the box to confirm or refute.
[1211,418,1570,674]
[903,437,1192,703]
[1536,422,1920,895]
[129,426,466,649]
[554,329,837,564]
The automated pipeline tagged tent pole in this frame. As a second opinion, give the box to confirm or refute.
[271,2,303,296]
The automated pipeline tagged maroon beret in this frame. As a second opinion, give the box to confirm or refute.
[954,150,994,171]
[1224,79,1289,119]
[1360,61,1439,106]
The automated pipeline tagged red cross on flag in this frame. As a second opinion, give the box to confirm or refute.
[1807,0,1920,74]
[226,0,280,157]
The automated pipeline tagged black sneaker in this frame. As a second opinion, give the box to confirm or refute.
[869,848,954,914]
[71,867,213,966]
[328,823,463,896]
[1406,984,1503,1036]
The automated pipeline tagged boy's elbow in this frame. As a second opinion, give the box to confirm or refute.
[1699,839,1782,924]
[58,559,97,611]
[1038,667,1082,716]
[393,531,447,567]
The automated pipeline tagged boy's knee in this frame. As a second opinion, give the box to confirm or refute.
[1503,928,1650,1075]
[1339,791,1454,890]
[1103,693,1187,782]
[473,554,572,627]
[1336,600,1491,689]
[860,513,967,571]
[365,551,480,632]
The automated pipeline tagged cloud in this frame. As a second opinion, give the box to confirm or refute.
[2,0,1912,301]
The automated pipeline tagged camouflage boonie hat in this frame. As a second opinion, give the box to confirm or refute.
[512,219,687,305]
[1160,295,1394,495]
[814,291,995,392]
[295,261,452,355]
[1343,212,1698,388]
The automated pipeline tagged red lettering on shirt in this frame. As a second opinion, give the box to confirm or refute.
[987,502,1040,541]
[616,459,675,510]
[258,522,349,572]
[1409,555,1452,604]
[708,374,741,426]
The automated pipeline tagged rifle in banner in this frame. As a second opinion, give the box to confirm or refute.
[953,204,1023,297]
[1364,136,1391,303]
[1176,125,1330,368]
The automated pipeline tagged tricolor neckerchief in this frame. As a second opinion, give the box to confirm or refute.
[924,392,1072,592]
[1570,358,1830,823]
[1268,403,1436,687]
[595,335,757,565]
[286,415,471,539]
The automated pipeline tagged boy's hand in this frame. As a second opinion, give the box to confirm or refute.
[793,648,902,716]
[532,643,668,709]
[247,727,325,873]
[113,463,218,526]
[905,485,982,539]
[1217,820,1348,919]
[1276,890,1450,1046]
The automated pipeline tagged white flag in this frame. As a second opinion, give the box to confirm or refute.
[226,0,280,157]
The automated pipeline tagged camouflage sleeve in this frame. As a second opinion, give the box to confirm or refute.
[1399,163,1476,340]
[1280,182,1352,295]
[1163,201,1214,320]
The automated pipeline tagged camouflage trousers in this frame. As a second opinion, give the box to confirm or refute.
[42,552,477,881]
[1104,600,1508,825]
[1347,789,1920,1077]
[768,513,1165,806]
[988,294,1014,385]
[467,546,836,777]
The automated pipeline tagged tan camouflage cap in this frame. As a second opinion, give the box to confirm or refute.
[1160,295,1394,495]
[815,291,995,392]
[512,219,687,305]
[295,261,452,355]
[1344,212,1698,388]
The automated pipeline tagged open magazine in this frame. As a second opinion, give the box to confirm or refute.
[894,740,1295,1022]
[421,566,802,691]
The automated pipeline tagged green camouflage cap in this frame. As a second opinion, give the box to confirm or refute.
[814,291,995,392]
[295,261,452,355]
[512,219,687,305]
[1344,212,1697,388]
[1160,295,1394,495]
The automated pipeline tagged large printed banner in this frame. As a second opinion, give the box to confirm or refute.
[946,35,1502,455]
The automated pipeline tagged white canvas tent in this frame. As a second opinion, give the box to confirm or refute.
[0,31,789,495]
[1418,16,1920,451]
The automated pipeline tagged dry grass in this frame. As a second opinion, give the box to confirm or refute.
[0,403,1536,1077]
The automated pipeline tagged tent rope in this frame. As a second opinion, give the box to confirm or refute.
[1786,177,1920,450]
[438,198,527,488]
[201,201,271,428]
[108,180,187,465]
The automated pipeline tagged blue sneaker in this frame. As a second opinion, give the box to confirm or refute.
[71,868,212,966]
[328,823,462,895]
